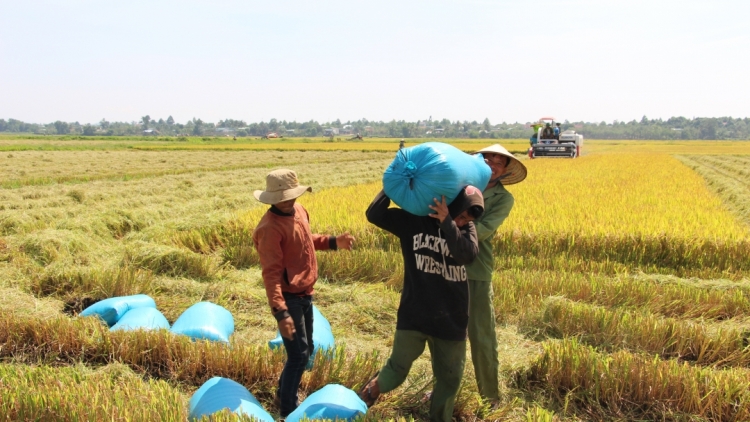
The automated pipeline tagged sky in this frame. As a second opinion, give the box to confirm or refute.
[1,0,749,125]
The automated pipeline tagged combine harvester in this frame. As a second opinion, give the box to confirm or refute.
[528,117,584,158]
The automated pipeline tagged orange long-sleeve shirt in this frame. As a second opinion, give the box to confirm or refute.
[252,203,335,318]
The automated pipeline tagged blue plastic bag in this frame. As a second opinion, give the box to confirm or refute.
[110,307,170,332]
[285,384,367,422]
[383,142,491,216]
[79,294,157,327]
[268,304,334,369]
[188,377,274,422]
[170,302,234,343]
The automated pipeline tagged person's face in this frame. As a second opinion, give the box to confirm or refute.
[484,153,508,180]
[275,198,296,213]
[453,209,476,228]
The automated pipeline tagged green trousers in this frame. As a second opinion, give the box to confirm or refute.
[467,279,500,400]
[377,330,466,422]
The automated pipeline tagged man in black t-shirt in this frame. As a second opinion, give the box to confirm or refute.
[359,186,484,422]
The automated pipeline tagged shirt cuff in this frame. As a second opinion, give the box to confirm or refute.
[273,310,291,321]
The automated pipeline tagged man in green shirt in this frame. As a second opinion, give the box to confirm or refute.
[467,144,527,405]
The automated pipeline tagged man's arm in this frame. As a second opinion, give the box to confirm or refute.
[254,227,288,318]
[439,218,479,265]
[255,227,298,340]
[474,193,514,241]
[365,190,405,236]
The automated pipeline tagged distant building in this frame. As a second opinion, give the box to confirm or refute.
[143,129,159,136]
[323,128,339,136]
[341,125,353,135]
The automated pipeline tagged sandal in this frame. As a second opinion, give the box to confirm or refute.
[357,371,380,407]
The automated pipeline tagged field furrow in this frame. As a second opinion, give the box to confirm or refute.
[677,154,750,226]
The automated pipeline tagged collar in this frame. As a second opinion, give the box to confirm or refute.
[270,205,295,216]
[484,181,507,196]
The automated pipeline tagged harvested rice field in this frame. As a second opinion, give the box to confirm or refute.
[1,137,749,421]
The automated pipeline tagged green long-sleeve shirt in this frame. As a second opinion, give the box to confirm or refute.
[465,182,514,282]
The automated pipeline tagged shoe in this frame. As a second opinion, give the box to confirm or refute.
[274,391,299,417]
[484,398,501,412]
[357,371,380,407]
[420,390,432,404]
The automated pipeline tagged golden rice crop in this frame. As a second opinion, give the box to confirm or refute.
[188,151,750,281]
[492,269,750,324]
[538,297,750,367]
[678,154,750,226]
[493,152,750,276]
[0,363,187,421]
[586,140,750,155]
[520,338,750,421]
[233,153,749,277]
[511,153,746,239]
[304,153,749,252]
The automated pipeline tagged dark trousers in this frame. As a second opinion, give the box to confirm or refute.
[277,293,314,416]
[379,330,466,422]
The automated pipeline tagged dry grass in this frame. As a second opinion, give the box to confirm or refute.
[0,150,395,188]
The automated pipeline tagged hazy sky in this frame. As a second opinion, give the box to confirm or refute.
[2,0,748,125]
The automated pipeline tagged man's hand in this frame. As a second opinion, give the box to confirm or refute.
[278,316,295,340]
[428,196,449,223]
[336,233,355,250]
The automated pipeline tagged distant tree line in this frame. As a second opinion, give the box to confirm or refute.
[1,115,748,140]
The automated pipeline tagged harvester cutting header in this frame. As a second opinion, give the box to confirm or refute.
[528,117,584,158]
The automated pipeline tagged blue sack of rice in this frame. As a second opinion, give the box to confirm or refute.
[79,294,157,327]
[382,142,491,216]
[269,304,334,369]
[170,302,234,343]
[110,307,170,332]
[188,376,274,422]
[285,384,367,422]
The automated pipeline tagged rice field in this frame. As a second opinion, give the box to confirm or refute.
[1,138,749,421]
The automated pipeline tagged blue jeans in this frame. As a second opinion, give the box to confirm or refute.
[277,293,314,416]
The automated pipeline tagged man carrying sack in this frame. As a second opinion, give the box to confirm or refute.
[359,186,484,422]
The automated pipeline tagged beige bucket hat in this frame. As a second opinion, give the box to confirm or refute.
[253,169,312,205]
[475,144,527,185]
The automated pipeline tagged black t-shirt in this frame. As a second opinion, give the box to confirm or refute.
[366,191,479,341]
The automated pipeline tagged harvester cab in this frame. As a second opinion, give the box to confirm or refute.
[528,117,584,159]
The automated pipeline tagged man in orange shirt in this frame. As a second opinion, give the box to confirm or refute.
[252,169,354,417]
